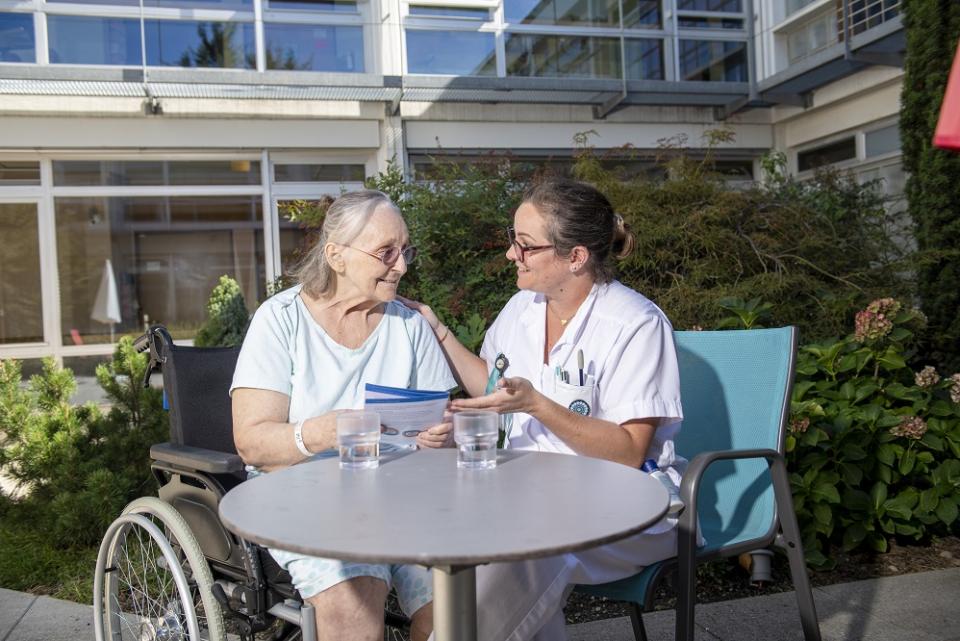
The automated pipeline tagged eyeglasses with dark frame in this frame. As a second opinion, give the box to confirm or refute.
[506,226,554,263]
[348,245,418,266]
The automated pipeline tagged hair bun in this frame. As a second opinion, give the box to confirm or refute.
[611,213,636,260]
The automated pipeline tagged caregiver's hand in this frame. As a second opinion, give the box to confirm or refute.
[396,296,441,332]
[449,377,543,415]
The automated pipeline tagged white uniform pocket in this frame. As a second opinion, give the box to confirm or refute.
[547,375,595,417]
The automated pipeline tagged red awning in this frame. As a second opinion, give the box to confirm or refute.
[934,40,960,150]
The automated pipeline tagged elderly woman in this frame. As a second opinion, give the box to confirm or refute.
[403,178,687,641]
[230,190,456,641]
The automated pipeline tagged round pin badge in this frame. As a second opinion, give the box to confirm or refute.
[568,399,591,416]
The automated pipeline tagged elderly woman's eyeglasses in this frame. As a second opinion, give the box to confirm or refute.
[506,226,554,263]
[348,245,418,266]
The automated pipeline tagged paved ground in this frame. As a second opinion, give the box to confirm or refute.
[2,567,959,641]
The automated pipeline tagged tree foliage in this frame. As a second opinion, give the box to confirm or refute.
[901,0,960,371]
[194,275,250,347]
[0,339,167,546]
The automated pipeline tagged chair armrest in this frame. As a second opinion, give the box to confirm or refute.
[676,448,784,557]
[151,442,245,474]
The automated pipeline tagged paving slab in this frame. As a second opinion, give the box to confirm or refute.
[0,589,35,641]
[568,609,723,641]
[3,594,92,641]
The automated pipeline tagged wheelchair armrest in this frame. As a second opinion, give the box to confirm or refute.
[151,442,245,474]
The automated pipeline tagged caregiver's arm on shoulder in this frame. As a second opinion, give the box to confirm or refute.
[398,295,489,397]
[232,387,338,472]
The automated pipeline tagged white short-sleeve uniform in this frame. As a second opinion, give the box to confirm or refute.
[230,285,456,612]
[466,281,686,641]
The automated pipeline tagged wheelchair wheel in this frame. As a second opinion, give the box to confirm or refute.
[94,497,225,641]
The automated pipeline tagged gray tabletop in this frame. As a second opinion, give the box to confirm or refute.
[219,448,669,566]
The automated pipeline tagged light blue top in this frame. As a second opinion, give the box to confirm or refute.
[230,285,457,435]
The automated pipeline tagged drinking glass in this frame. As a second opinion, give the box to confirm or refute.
[454,410,498,470]
[337,410,381,470]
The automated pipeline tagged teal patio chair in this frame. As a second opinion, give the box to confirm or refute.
[577,327,821,641]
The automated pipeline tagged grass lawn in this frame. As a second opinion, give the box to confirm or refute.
[0,518,98,603]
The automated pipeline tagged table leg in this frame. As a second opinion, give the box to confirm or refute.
[432,565,477,641]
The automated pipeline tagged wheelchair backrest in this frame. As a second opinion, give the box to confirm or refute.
[154,328,241,454]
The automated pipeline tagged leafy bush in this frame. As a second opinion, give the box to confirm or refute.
[787,298,960,567]
[194,275,250,347]
[0,338,167,546]
[577,149,914,339]
[366,161,525,351]
[901,0,960,372]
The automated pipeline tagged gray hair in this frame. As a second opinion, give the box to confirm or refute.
[292,190,400,298]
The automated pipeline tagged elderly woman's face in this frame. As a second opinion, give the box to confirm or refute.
[340,205,410,303]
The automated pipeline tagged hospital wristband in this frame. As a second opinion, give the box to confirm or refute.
[435,323,450,343]
[293,420,313,457]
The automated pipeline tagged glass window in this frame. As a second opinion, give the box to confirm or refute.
[679,17,744,29]
[55,196,264,344]
[409,5,489,18]
[847,0,899,36]
[679,40,747,81]
[797,137,856,171]
[277,198,322,276]
[786,0,817,16]
[0,13,35,63]
[274,164,365,182]
[865,124,900,158]
[504,0,620,27]
[143,0,252,7]
[406,30,496,75]
[625,38,663,80]
[0,162,40,185]
[263,24,363,72]
[53,161,262,186]
[47,16,141,66]
[145,20,255,68]
[506,34,620,79]
[0,203,43,344]
[267,0,357,12]
[787,12,834,63]
[677,0,741,10]
[623,0,660,28]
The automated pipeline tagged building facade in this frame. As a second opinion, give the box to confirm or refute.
[0,0,905,370]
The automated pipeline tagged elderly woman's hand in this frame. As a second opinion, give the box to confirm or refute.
[415,412,454,449]
[448,377,542,415]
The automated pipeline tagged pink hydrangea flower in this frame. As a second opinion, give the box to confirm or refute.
[789,417,810,434]
[854,309,893,342]
[866,298,902,317]
[889,415,927,440]
[951,373,960,405]
[915,366,940,389]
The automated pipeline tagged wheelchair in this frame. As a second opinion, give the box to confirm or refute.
[92,325,411,641]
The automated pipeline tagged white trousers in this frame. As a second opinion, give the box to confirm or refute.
[429,526,678,641]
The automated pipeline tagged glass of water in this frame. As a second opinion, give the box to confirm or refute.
[454,410,498,470]
[337,410,381,470]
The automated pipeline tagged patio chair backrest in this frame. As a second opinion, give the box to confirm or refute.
[673,326,796,553]
[159,337,241,455]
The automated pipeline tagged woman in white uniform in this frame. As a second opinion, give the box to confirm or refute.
[403,178,686,641]
[231,190,457,641]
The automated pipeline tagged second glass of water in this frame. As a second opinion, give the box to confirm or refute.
[337,410,381,470]
[454,410,499,470]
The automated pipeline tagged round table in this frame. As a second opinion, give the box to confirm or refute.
[219,448,669,641]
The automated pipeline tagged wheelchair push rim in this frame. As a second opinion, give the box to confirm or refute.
[94,497,225,641]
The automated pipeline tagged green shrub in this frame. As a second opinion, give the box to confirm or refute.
[194,275,250,347]
[366,161,525,351]
[901,0,960,372]
[0,338,167,546]
[577,149,914,339]
[787,298,960,567]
